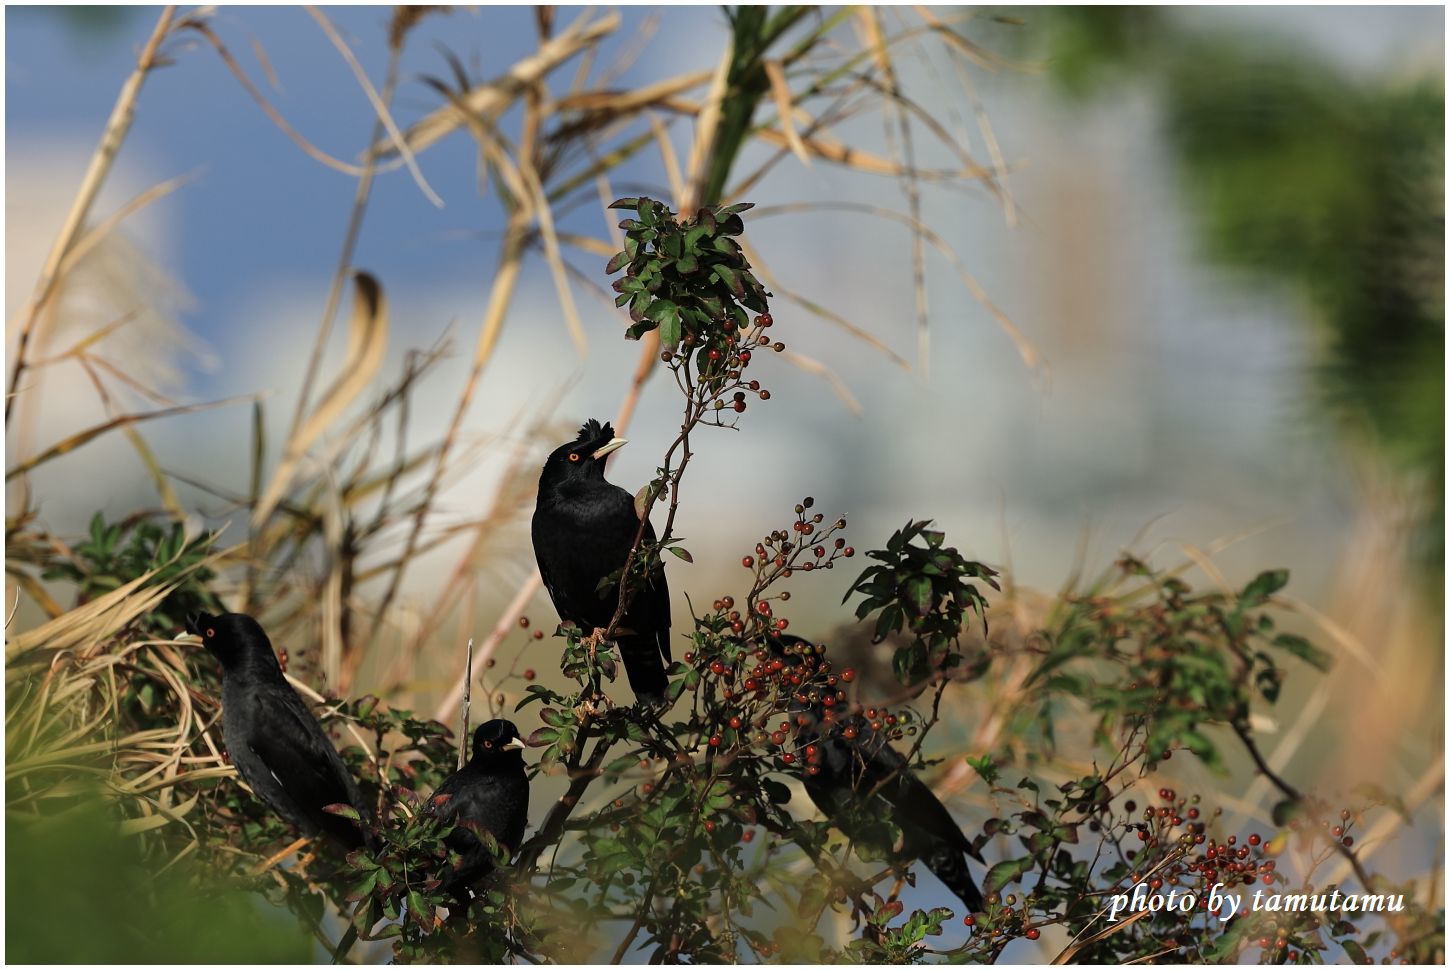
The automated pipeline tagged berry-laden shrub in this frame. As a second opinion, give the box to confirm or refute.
[64,198,1438,964]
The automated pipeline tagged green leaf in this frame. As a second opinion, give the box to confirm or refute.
[668,547,694,563]
[1272,632,1331,671]
[983,857,1034,895]
[904,576,933,616]
[658,305,682,347]
[712,264,744,298]
[609,197,641,210]
[1341,940,1371,964]
[1241,569,1290,605]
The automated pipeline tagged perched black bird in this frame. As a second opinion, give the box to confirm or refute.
[187,611,373,851]
[426,719,531,907]
[773,634,985,913]
[532,419,672,704]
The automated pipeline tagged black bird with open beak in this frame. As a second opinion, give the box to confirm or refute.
[531,419,673,705]
[425,719,531,908]
[771,633,985,914]
[186,611,374,851]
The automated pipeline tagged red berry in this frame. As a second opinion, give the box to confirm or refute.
[1248,833,1261,846]
[709,734,722,747]
[739,350,752,363]
[524,669,536,681]
[757,313,773,327]
[782,752,796,764]
[1026,928,1040,940]
[843,547,854,557]
[741,830,754,843]
[775,618,789,630]
[532,630,543,640]
[704,820,716,833]
[1342,836,1354,847]
[519,616,530,628]
[963,915,976,927]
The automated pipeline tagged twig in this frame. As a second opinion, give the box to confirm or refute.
[1232,721,1374,889]
[459,638,474,771]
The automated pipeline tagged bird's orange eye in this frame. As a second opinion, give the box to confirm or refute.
[568,453,580,462]
[205,628,216,638]
[484,739,494,748]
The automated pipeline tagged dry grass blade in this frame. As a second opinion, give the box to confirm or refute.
[764,60,810,166]
[368,11,621,158]
[682,43,734,212]
[753,200,1043,375]
[56,171,197,282]
[740,237,911,370]
[519,140,589,356]
[780,350,863,415]
[254,272,389,525]
[7,570,180,662]
[647,112,687,207]
[6,394,254,482]
[549,69,712,116]
[183,18,385,179]
[306,6,443,208]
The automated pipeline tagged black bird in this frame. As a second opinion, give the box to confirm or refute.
[773,634,985,913]
[532,419,672,704]
[187,611,373,851]
[426,719,531,907]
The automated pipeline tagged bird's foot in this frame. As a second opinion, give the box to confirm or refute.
[575,690,614,720]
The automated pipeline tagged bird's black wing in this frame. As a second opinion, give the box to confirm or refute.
[628,513,672,664]
[853,729,985,912]
[856,732,983,863]
[244,684,372,849]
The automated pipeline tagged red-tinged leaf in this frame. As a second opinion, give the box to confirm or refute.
[324,802,361,821]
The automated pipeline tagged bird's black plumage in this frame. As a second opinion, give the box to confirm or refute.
[426,719,531,906]
[188,612,373,851]
[773,634,985,913]
[531,419,672,704]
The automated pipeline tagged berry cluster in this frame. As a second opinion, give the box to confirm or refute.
[660,311,784,426]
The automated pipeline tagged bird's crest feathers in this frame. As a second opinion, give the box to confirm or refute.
[577,418,615,442]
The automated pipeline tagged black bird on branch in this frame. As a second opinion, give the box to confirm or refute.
[187,612,374,851]
[425,719,531,909]
[532,419,672,705]
[773,634,985,913]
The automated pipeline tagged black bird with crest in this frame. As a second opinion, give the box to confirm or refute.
[531,419,673,704]
[187,611,374,851]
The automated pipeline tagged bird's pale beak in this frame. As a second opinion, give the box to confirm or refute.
[591,437,627,460]
[503,737,528,751]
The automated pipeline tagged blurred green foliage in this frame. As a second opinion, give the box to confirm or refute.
[7,801,311,963]
[1013,7,1444,590]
